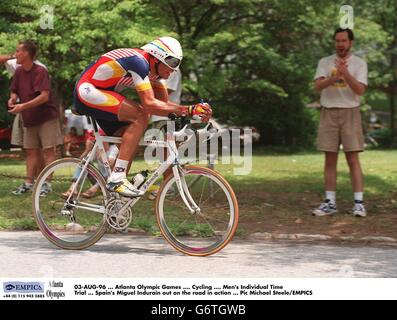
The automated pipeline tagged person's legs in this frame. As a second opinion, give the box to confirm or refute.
[116,99,149,161]
[344,151,366,216]
[36,118,62,196]
[40,147,57,194]
[103,99,148,197]
[43,147,57,167]
[11,147,40,195]
[312,151,339,216]
[25,148,41,184]
[344,151,363,193]
[324,151,339,193]
[36,152,45,176]
[341,107,366,216]
[12,125,38,194]
[313,107,341,215]
[64,140,72,156]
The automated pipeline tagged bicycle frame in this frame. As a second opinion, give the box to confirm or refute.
[66,120,213,216]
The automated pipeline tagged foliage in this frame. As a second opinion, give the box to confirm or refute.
[0,0,396,146]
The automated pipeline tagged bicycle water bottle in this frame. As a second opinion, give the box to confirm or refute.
[132,170,149,188]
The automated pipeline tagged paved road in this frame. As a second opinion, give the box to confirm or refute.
[0,231,396,278]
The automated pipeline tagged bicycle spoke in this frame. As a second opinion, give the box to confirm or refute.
[197,187,222,207]
[32,158,108,250]
[198,177,208,206]
[164,198,190,211]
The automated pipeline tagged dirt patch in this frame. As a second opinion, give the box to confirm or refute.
[236,190,397,239]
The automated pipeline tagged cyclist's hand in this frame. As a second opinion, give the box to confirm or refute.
[189,102,212,123]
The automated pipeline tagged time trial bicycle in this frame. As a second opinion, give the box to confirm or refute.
[32,115,238,256]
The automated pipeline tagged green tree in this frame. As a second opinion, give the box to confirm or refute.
[0,0,395,147]
[0,0,167,108]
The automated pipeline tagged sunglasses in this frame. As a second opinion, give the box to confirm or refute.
[164,56,181,69]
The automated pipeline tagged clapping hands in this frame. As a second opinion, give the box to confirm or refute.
[335,59,349,79]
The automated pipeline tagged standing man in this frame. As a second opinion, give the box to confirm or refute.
[312,28,368,217]
[151,68,182,130]
[0,52,47,177]
[8,40,62,195]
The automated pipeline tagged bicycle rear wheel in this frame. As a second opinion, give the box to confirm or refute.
[156,165,238,256]
[32,158,109,250]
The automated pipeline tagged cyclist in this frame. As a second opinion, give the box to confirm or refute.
[74,37,212,197]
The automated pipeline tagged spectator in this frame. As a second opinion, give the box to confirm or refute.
[151,68,182,130]
[0,52,46,172]
[312,28,368,217]
[63,126,80,157]
[7,40,62,195]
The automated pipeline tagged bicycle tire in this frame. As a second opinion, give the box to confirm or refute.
[32,158,109,250]
[155,165,239,256]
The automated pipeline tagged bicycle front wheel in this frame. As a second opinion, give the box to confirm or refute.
[32,158,109,250]
[156,165,239,256]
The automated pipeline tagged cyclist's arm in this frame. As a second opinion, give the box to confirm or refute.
[127,59,188,116]
[137,88,188,117]
[151,80,168,102]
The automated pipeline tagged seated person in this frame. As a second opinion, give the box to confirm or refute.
[64,126,81,156]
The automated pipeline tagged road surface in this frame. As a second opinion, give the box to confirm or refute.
[0,231,396,278]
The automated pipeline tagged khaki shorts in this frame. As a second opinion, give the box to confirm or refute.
[23,118,63,149]
[317,107,364,152]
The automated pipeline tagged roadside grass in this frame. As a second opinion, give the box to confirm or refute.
[0,149,396,238]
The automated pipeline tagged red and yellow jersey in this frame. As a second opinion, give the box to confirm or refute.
[75,48,167,117]
[79,48,165,93]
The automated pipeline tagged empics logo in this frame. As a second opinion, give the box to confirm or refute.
[5,284,16,291]
[3,282,44,293]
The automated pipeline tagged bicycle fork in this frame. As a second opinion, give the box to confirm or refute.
[172,165,201,214]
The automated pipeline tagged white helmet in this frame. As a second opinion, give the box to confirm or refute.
[141,36,183,70]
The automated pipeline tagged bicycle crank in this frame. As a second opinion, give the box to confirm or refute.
[105,198,132,231]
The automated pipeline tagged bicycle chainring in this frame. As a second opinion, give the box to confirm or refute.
[105,198,132,231]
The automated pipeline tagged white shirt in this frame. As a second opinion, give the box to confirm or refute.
[314,54,368,108]
[64,109,91,136]
[4,58,47,76]
[166,69,182,104]
[151,69,182,122]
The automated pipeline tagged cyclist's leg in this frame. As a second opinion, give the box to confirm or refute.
[117,99,150,157]
[75,82,146,197]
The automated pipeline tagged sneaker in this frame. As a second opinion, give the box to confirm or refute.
[148,185,175,200]
[312,199,337,216]
[147,184,160,200]
[40,181,52,197]
[12,182,33,195]
[352,201,367,217]
[106,178,144,198]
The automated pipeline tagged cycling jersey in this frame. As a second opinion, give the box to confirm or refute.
[74,48,166,135]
